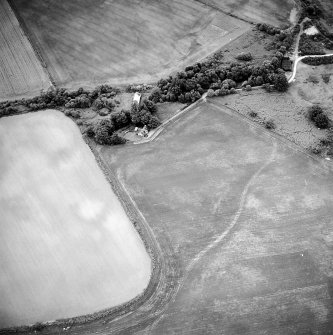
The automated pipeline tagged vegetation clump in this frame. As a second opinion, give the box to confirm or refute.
[273,73,289,92]
[302,55,333,66]
[308,105,330,129]
[299,33,325,55]
[236,52,253,61]
[265,119,276,130]
[92,98,160,146]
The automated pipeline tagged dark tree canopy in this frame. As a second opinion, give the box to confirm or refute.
[273,73,289,92]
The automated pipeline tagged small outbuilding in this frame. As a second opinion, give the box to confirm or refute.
[133,92,141,105]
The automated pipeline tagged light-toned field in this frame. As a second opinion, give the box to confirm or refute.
[0,1,50,101]
[12,0,250,89]
[0,110,151,328]
[198,0,296,27]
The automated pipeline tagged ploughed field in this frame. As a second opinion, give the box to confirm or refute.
[11,0,249,89]
[93,99,333,334]
[0,1,50,101]
[0,111,151,328]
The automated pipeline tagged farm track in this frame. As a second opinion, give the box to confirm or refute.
[192,0,256,26]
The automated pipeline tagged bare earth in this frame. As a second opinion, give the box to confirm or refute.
[0,110,151,328]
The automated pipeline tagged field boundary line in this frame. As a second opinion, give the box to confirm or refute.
[192,0,256,26]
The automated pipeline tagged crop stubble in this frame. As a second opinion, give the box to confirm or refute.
[0,1,50,101]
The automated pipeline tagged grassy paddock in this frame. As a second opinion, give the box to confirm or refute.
[11,0,249,89]
[97,100,333,334]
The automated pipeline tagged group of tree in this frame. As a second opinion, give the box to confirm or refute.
[266,27,298,53]
[0,85,120,118]
[298,0,323,21]
[90,98,160,145]
[149,52,289,103]
[299,33,325,55]
[257,23,281,36]
[308,105,330,129]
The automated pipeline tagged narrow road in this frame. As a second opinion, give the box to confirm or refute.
[288,18,333,83]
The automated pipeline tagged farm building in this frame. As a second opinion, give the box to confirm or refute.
[282,57,293,71]
[133,92,141,105]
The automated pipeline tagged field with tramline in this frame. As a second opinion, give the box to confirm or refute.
[0,1,50,101]
[11,0,250,89]
[0,111,151,329]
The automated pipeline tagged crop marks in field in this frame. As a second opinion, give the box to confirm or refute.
[100,100,333,334]
[12,0,250,89]
[0,1,50,101]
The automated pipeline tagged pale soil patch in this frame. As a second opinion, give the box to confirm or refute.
[0,110,151,328]
[304,26,319,35]
[290,62,333,111]
[12,0,250,89]
[0,1,51,101]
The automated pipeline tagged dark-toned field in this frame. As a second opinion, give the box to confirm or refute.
[77,98,333,334]
[11,0,249,89]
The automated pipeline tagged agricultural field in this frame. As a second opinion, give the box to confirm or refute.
[0,110,151,328]
[11,0,250,90]
[0,1,51,101]
[198,0,297,27]
[88,99,333,334]
[216,28,276,65]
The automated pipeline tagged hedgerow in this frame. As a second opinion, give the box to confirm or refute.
[302,55,333,66]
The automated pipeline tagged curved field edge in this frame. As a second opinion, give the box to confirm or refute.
[0,139,169,334]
